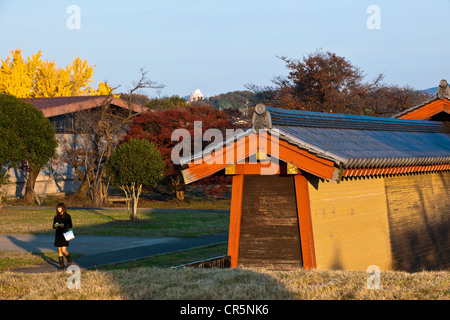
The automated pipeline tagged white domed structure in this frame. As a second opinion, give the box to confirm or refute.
[188,89,205,103]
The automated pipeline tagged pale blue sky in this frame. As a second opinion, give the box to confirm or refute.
[1,0,449,98]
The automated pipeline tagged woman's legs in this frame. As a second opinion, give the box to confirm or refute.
[61,246,72,266]
[57,247,71,269]
[61,246,69,256]
[57,247,65,270]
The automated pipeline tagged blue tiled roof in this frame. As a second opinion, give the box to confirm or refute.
[268,106,446,133]
[267,107,450,169]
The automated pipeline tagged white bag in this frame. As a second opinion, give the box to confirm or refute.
[63,230,75,241]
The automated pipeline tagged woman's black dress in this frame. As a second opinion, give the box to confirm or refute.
[53,213,73,247]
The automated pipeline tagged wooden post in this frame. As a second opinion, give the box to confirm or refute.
[227,174,244,267]
[294,174,317,269]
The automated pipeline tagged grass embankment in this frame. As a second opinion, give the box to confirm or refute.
[0,204,449,300]
[0,267,448,300]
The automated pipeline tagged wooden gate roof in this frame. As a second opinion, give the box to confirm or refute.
[393,79,450,120]
[181,105,450,184]
[393,97,450,121]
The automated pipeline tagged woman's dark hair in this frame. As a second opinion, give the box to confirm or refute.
[55,202,67,217]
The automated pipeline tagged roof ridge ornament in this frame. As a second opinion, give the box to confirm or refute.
[437,79,450,99]
[252,104,272,132]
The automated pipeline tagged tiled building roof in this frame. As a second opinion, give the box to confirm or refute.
[23,95,145,118]
[268,106,450,169]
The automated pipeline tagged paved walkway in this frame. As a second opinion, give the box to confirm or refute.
[0,233,228,273]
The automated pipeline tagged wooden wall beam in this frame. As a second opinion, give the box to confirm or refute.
[227,174,244,268]
[225,162,282,175]
[294,174,317,269]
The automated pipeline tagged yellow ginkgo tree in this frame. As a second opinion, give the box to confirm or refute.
[0,49,118,205]
[0,49,114,98]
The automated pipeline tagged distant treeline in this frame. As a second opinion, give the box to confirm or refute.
[119,90,259,112]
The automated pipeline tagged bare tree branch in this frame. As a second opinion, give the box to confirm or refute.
[61,68,164,206]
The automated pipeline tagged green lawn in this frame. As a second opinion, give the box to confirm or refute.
[98,243,228,270]
[0,205,230,271]
[0,207,230,237]
[0,244,227,271]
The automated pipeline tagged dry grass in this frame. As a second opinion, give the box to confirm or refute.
[0,251,57,271]
[1,203,447,301]
[0,267,448,300]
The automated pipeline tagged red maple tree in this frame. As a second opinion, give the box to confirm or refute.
[124,104,236,200]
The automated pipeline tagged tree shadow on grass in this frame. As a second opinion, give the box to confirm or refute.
[5,235,59,269]
[110,267,297,300]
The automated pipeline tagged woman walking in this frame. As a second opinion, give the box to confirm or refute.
[53,203,73,270]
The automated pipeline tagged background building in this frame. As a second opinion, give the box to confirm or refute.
[2,95,143,198]
[188,89,205,103]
